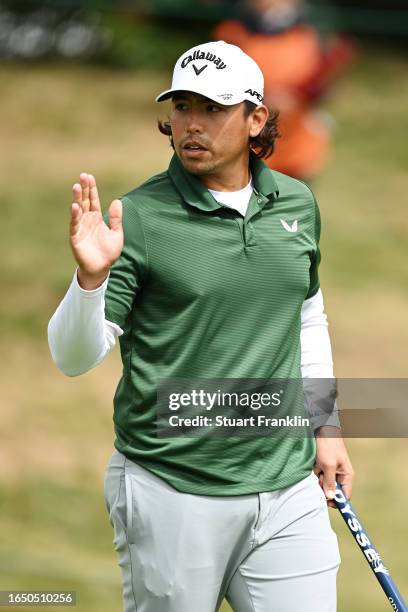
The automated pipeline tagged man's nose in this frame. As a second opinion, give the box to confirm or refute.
[185,109,203,133]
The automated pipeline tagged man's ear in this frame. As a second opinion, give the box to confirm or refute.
[249,105,269,138]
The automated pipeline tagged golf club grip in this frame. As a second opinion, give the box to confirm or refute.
[334,482,407,611]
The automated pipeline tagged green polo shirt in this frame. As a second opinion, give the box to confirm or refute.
[104,153,320,495]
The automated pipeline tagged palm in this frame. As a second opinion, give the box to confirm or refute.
[72,210,123,275]
[70,173,123,277]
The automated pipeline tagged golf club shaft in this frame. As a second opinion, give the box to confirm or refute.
[334,482,407,611]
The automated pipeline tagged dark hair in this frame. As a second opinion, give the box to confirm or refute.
[157,100,280,159]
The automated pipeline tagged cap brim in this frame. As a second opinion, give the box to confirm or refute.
[155,88,177,102]
[155,87,243,106]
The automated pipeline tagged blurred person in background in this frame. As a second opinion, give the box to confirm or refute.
[215,0,356,180]
[48,40,354,611]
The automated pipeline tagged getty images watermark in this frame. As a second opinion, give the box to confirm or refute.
[166,387,309,429]
[156,378,408,438]
[156,378,338,438]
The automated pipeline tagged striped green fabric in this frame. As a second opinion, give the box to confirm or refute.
[103,153,320,495]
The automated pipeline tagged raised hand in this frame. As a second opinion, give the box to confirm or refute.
[70,173,124,289]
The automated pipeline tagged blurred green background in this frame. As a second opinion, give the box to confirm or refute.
[1,3,408,611]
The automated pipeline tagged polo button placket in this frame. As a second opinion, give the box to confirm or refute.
[240,190,269,249]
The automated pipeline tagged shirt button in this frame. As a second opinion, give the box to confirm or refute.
[257,198,262,204]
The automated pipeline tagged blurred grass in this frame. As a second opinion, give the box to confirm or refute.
[0,42,407,611]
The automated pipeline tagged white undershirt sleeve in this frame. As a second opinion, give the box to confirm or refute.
[301,289,333,378]
[300,289,341,430]
[47,268,123,377]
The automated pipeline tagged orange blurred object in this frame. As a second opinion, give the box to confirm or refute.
[216,21,322,90]
[270,105,330,179]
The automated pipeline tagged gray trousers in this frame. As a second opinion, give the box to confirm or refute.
[104,450,341,611]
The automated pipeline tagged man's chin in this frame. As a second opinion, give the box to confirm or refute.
[179,156,215,176]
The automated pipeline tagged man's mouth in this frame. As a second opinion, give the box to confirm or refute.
[184,144,205,150]
[182,141,209,156]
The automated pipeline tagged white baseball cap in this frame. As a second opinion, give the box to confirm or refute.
[156,40,264,106]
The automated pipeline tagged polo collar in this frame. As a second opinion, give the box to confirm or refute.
[250,153,279,199]
[167,152,279,213]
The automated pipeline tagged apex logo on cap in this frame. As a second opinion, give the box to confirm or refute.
[181,49,227,70]
[245,89,263,102]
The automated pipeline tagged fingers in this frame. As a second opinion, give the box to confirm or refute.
[72,172,100,214]
[72,183,82,206]
[79,172,91,212]
[70,202,83,236]
[314,458,336,502]
[108,199,123,233]
[315,451,354,508]
[88,174,101,212]
[337,469,354,501]
[321,463,337,502]
[315,466,354,509]
[315,469,336,508]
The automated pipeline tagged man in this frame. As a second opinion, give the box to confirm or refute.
[48,41,354,612]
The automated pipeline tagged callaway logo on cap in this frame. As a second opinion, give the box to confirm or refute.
[155,41,264,106]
